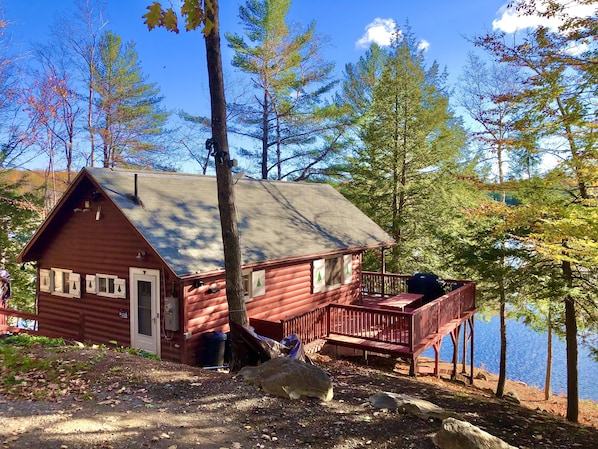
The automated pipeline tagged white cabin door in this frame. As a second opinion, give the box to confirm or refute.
[129,268,160,357]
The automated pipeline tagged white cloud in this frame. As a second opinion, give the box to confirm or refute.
[356,18,398,48]
[492,0,596,33]
[418,39,430,52]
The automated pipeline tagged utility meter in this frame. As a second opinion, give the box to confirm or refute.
[164,296,180,331]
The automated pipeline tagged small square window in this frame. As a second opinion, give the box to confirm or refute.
[95,274,126,298]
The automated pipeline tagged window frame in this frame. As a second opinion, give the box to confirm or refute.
[46,268,81,299]
[95,273,126,299]
[241,269,266,302]
[312,254,353,293]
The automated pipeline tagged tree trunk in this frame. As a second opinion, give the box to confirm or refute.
[562,259,578,422]
[88,77,95,167]
[261,91,268,179]
[496,296,507,398]
[204,0,248,372]
[544,306,552,401]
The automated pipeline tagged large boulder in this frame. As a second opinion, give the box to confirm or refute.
[433,417,518,449]
[239,357,333,401]
[369,392,454,420]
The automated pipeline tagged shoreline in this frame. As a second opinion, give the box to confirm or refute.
[387,355,598,428]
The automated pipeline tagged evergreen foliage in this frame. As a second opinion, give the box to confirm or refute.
[94,31,168,168]
[226,0,345,180]
[0,170,42,313]
[340,27,466,274]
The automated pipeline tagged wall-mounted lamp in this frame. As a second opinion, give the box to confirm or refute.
[20,262,37,271]
[136,250,146,260]
[192,279,204,289]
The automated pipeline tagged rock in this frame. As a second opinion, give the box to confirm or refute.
[432,417,518,449]
[368,392,454,420]
[475,371,487,380]
[239,357,333,401]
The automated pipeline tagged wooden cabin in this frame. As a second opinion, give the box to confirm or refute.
[16,168,394,365]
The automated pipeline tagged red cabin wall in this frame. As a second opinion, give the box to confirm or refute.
[181,253,363,366]
[31,178,183,362]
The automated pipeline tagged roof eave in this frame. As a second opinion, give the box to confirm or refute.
[178,240,395,280]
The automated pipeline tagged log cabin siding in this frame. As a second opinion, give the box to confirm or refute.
[32,181,183,359]
[247,256,360,321]
[182,254,363,365]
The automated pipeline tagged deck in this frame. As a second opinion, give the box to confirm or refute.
[252,272,476,380]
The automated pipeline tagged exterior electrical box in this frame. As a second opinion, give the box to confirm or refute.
[164,296,180,331]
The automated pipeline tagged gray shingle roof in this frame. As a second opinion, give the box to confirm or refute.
[87,168,394,277]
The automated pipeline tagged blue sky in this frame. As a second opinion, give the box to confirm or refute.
[5,0,529,119]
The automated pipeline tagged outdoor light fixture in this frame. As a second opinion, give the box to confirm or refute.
[192,279,204,289]
[136,250,146,260]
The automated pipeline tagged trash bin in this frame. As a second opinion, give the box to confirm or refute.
[201,331,227,367]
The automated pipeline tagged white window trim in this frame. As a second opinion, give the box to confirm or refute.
[313,259,326,293]
[252,269,266,298]
[313,255,353,293]
[242,269,267,302]
[95,273,126,299]
[48,268,81,299]
[343,254,353,285]
[39,269,52,293]
[241,270,253,302]
[85,274,96,294]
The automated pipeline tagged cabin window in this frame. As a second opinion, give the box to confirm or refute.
[95,274,126,299]
[242,269,266,302]
[325,257,342,287]
[47,268,81,299]
[312,255,353,293]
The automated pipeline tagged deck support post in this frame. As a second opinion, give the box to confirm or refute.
[461,323,469,374]
[469,316,475,385]
[432,339,442,377]
[409,356,417,377]
[450,324,461,380]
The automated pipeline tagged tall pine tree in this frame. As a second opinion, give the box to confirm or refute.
[342,28,466,273]
[226,0,343,180]
[94,31,168,168]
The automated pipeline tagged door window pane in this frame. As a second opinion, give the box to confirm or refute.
[137,280,152,336]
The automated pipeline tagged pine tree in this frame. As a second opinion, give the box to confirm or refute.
[94,31,168,168]
[226,0,343,180]
[342,28,466,273]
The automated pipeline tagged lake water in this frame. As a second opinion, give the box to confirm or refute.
[422,316,598,402]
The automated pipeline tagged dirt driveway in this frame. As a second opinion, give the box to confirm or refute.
[1,344,598,449]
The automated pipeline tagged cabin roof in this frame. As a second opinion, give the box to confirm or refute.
[22,168,394,277]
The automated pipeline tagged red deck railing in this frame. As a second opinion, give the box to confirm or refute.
[328,304,412,347]
[271,273,476,354]
[0,307,85,340]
